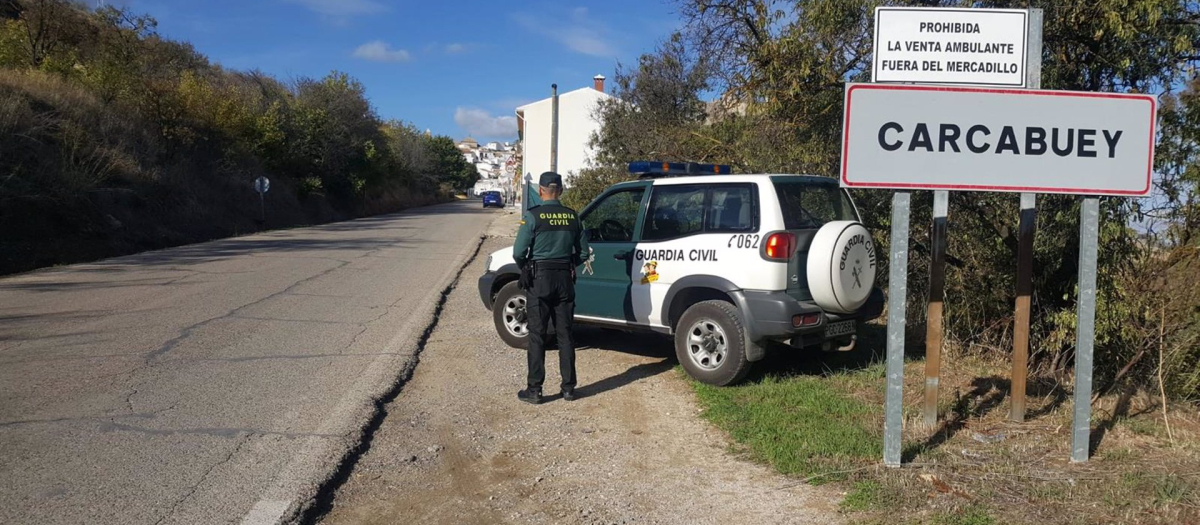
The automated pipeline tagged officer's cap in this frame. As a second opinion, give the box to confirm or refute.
[539,172,563,187]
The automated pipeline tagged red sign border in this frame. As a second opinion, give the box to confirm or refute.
[840,84,1157,196]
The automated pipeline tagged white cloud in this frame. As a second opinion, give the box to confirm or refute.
[455,107,517,138]
[445,43,467,54]
[513,7,616,58]
[284,0,387,17]
[352,41,411,63]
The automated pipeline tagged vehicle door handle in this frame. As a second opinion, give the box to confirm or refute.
[613,250,631,261]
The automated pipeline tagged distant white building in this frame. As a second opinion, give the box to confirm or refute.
[516,75,612,186]
[475,161,494,177]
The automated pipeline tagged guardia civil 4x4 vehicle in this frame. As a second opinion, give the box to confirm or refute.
[478,162,884,386]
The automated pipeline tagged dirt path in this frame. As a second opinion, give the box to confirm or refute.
[319,232,844,525]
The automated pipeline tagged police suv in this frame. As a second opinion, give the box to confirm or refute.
[478,162,884,386]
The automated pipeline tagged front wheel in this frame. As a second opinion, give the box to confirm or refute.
[492,281,528,348]
[674,300,752,386]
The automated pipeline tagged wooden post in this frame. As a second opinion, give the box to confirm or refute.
[1010,193,1036,421]
[1010,8,1043,423]
[922,191,948,428]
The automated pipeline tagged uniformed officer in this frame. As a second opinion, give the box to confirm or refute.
[513,172,590,404]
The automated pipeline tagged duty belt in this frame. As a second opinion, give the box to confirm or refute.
[533,259,573,270]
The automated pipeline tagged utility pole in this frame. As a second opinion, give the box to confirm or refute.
[550,84,559,174]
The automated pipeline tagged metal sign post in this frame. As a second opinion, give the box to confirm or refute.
[254,176,270,223]
[1072,197,1100,462]
[522,173,532,215]
[884,191,911,467]
[922,190,947,428]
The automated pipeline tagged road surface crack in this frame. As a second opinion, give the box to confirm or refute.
[144,258,353,362]
[154,434,251,525]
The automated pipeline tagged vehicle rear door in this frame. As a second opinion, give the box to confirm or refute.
[770,177,861,302]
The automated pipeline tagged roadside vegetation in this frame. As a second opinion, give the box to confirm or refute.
[0,0,479,275]
[689,332,1200,524]
[571,1,1200,522]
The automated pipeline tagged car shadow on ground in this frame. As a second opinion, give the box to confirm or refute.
[551,327,677,399]
[741,322,890,382]
[558,324,900,395]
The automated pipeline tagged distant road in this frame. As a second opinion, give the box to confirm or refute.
[0,201,496,524]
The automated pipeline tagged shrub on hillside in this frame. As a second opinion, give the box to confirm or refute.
[0,0,464,274]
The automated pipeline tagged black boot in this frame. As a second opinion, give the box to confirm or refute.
[561,388,577,401]
[517,388,542,405]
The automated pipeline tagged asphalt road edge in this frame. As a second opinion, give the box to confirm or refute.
[238,227,488,525]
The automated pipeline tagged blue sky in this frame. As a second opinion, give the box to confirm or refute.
[120,0,680,142]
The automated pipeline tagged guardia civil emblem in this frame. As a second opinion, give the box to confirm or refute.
[583,247,595,276]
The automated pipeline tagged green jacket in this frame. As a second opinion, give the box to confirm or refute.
[513,200,590,267]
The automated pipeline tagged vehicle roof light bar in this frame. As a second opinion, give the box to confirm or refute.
[628,161,733,178]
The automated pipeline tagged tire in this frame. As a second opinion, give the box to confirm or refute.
[492,281,528,348]
[806,221,877,314]
[492,280,556,350]
[674,300,752,386]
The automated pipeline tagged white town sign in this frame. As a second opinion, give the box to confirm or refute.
[840,84,1156,196]
[873,7,1029,87]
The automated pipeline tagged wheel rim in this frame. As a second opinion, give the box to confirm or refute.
[502,295,528,337]
[685,318,728,371]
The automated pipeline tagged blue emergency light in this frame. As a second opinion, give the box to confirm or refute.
[628,161,732,177]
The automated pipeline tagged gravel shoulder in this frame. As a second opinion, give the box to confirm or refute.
[318,223,844,525]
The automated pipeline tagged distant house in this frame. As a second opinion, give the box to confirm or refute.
[516,75,611,186]
[457,137,479,151]
[475,161,496,178]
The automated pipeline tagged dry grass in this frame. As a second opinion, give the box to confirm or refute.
[844,354,1200,525]
[691,320,1200,525]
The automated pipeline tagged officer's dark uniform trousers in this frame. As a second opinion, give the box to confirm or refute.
[526,259,576,391]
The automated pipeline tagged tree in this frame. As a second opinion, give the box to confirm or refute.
[14,0,74,68]
[288,72,387,200]
[426,135,478,192]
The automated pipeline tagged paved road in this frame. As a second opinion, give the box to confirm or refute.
[0,201,498,524]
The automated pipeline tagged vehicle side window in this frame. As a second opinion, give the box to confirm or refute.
[706,185,755,232]
[580,188,645,242]
[643,186,706,241]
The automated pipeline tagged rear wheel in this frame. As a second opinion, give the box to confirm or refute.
[674,300,752,386]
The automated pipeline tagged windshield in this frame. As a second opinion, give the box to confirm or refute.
[772,180,858,229]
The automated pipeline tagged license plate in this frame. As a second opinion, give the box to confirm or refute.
[825,320,856,338]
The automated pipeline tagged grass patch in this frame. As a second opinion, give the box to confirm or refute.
[1121,416,1163,437]
[690,369,880,482]
[931,504,995,525]
[841,479,900,512]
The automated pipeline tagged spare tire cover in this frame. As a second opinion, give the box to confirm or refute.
[806,221,878,314]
